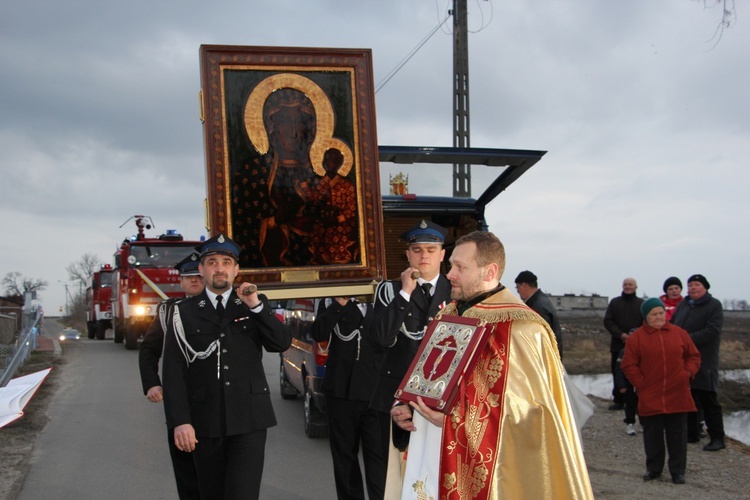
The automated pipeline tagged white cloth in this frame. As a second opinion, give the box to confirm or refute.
[400,412,442,499]
[563,369,595,440]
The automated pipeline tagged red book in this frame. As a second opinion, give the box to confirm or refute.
[394,315,493,413]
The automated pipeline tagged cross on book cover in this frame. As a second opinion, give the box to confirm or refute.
[395,315,492,413]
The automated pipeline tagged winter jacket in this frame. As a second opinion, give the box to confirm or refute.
[621,322,700,417]
[671,293,723,392]
[603,293,644,353]
[525,289,563,359]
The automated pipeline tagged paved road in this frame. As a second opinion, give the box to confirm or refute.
[18,320,337,499]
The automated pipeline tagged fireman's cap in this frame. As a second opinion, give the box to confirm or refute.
[196,234,241,261]
[400,220,448,245]
[175,253,201,276]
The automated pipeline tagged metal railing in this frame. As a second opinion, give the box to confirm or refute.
[0,315,42,387]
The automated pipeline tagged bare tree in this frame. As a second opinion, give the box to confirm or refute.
[1,271,49,296]
[699,0,737,47]
[66,253,103,288]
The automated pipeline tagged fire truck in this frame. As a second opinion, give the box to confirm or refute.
[84,264,114,340]
[110,215,202,349]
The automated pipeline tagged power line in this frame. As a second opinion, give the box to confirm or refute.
[375,13,451,93]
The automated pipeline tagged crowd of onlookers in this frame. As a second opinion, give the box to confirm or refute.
[601,275,725,485]
[513,272,726,486]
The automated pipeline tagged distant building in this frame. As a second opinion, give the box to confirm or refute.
[1,296,23,349]
[549,293,608,311]
[0,295,23,333]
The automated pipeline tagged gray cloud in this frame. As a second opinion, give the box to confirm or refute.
[1,0,747,312]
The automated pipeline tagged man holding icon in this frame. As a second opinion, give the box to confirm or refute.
[162,234,291,500]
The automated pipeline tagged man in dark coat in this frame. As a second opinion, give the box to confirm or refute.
[671,273,725,451]
[139,253,203,499]
[311,297,386,499]
[514,270,563,359]
[369,220,452,497]
[162,234,292,499]
[603,277,644,410]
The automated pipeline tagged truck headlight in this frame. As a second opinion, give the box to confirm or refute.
[135,305,147,316]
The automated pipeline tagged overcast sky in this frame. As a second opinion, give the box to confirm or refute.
[2,1,748,314]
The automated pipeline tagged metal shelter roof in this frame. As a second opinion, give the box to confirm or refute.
[377,145,547,207]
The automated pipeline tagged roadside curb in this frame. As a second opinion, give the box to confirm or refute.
[35,336,62,356]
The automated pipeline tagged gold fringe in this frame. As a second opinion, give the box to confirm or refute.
[438,303,543,326]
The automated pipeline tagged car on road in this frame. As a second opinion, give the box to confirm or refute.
[278,299,329,438]
[58,328,81,342]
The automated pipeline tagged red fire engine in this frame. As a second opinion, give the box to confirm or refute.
[84,264,114,340]
[111,215,202,349]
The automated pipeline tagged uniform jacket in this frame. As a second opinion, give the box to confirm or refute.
[139,297,180,394]
[621,322,700,417]
[310,299,384,401]
[162,289,292,437]
[525,289,563,358]
[671,293,723,392]
[603,293,644,353]
[369,275,451,412]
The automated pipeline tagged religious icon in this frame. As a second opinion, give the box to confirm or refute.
[199,46,384,291]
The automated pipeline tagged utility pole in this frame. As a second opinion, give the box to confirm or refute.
[452,0,471,198]
[59,281,71,316]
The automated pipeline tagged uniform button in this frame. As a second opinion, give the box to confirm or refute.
[225,381,231,386]
[222,349,227,353]
[224,365,229,370]
[220,333,225,338]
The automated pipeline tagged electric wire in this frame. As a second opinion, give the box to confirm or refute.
[375,13,451,93]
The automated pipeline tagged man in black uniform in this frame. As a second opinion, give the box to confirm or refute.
[311,297,386,500]
[139,252,203,499]
[369,220,451,497]
[162,234,292,500]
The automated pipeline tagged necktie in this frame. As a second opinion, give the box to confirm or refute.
[216,294,225,319]
[421,282,433,297]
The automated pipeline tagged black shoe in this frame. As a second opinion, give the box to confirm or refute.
[671,474,685,484]
[687,436,700,443]
[608,403,624,411]
[643,471,662,482]
[703,439,726,451]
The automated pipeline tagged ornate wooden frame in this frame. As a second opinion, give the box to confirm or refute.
[199,45,384,295]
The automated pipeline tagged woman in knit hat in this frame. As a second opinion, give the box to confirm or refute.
[660,277,683,322]
[621,298,701,485]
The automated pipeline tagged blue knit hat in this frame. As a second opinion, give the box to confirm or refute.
[641,297,665,318]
